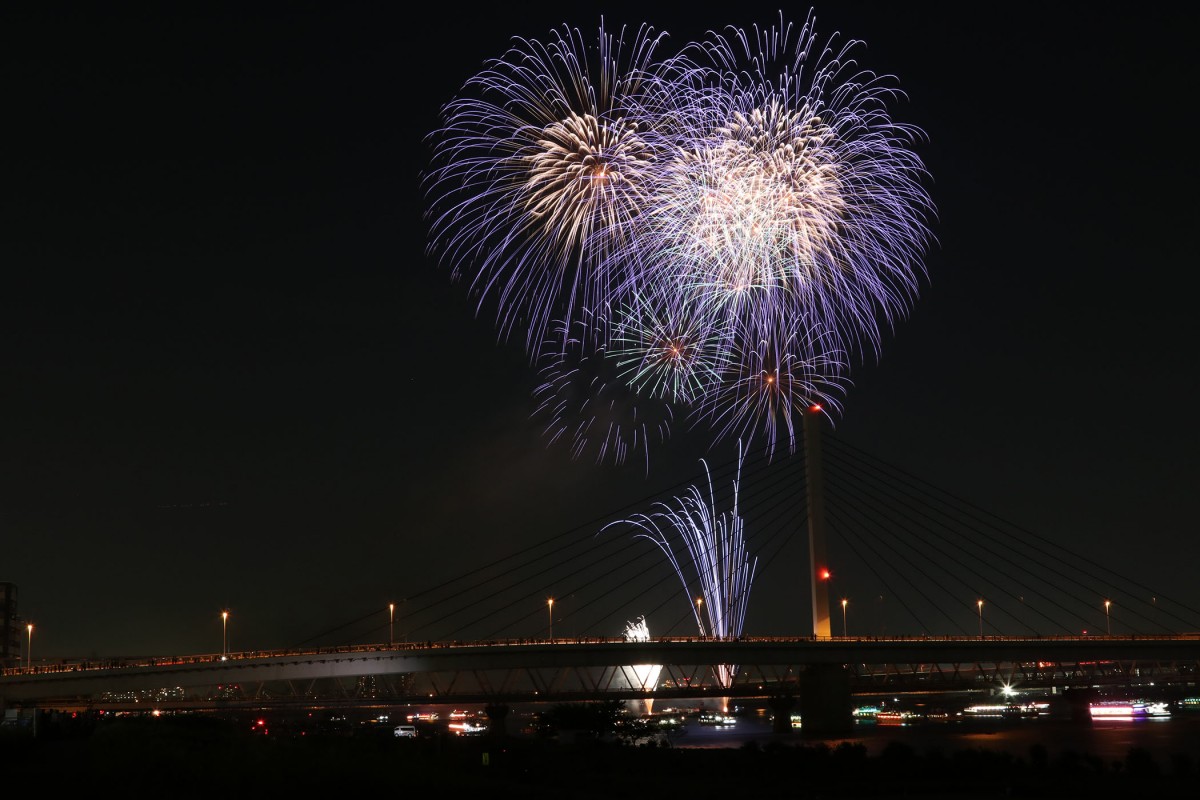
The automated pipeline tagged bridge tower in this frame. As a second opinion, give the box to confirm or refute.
[799,407,852,734]
[803,406,832,639]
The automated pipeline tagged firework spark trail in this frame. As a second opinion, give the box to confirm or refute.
[606,445,757,687]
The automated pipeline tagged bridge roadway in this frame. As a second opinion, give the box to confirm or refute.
[2,635,1198,713]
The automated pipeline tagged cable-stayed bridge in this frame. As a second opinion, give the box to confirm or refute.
[3,635,1199,734]
[4,414,1199,731]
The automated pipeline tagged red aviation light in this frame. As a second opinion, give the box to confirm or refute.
[809,404,823,413]
[819,569,831,581]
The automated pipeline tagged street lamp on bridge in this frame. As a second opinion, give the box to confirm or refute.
[977,599,984,638]
[221,610,229,660]
[1105,599,1112,636]
[26,623,32,671]
[389,602,395,646]
[841,598,848,637]
[547,597,554,641]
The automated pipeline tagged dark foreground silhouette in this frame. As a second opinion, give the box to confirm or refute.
[3,714,1198,798]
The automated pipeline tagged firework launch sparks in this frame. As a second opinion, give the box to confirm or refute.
[605,445,757,687]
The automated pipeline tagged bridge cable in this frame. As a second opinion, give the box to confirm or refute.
[824,436,1193,633]
[823,458,1072,635]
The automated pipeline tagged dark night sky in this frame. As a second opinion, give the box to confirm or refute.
[4,3,1197,659]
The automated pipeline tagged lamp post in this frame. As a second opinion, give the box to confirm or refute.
[977,599,984,638]
[389,602,395,646]
[26,623,33,671]
[1105,600,1112,636]
[221,610,229,659]
[695,597,704,638]
[841,598,848,637]
[547,597,554,641]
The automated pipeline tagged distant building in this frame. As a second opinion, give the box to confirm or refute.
[0,583,20,668]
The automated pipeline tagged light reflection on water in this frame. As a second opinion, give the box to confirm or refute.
[673,714,1200,764]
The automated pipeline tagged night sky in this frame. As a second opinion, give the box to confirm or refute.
[5,3,1198,659]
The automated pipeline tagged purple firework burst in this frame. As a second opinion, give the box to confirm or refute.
[424,11,934,468]
[423,20,685,360]
[672,10,937,359]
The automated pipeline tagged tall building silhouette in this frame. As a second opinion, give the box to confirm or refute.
[0,583,21,668]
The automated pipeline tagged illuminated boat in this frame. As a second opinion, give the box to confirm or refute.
[962,702,1047,719]
[962,704,1009,718]
[448,720,488,736]
[1088,701,1171,719]
[697,712,736,726]
[853,705,880,722]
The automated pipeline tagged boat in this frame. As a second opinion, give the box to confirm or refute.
[875,710,917,726]
[962,702,1047,719]
[697,711,736,726]
[853,705,880,722]
[1089,701,1171,719]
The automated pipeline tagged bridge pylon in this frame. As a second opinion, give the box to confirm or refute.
[800,407,852,735]
[804,405,832,639]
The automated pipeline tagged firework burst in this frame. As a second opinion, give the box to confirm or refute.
[675,11,937,358]
[425,11,934,467]
[531,315,675,472]
[700,311,848,458]
[609,292,730,406]
[424,20,683,359]
[636,100,847,303]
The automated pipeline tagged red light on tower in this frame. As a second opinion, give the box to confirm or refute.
[809,404,823,413]
[819,569,831,581]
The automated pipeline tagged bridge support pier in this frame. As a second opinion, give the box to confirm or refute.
[799,663,853,735]
[1063,688,1095,724]
[484,702,510,738]
[767,695,797,734]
